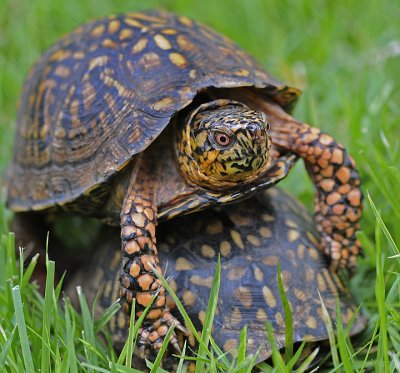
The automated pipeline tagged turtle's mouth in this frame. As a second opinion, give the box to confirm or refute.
[219,154,270,176]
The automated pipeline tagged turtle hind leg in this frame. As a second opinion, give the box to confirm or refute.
[119,180,186,353]
[263,101,362,272]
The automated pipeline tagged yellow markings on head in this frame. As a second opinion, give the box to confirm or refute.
[199,149,220,170]
[131,37,148,54]
[169,52,189,68]
[154,34,172,50]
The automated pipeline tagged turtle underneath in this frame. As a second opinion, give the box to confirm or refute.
[6,10,363,351]
[68,188,365,368]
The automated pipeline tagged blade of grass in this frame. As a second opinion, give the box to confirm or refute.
[295,347,320,373]
[277,262,293,361]
[0,325,17,369]
[375,222,390,373]
[335,300,353,373]
[41,259,55,373]
[265,321,286,371]
[148,325,176,373]
[77,285,98,368]
[175,340,187,373]
[20,253,39,291]
[318,290,339,367]
[12,285,35,373]
[367,191,399,256]
[64,299,78,373]
[195,256,221,373]
[236,325,247,373]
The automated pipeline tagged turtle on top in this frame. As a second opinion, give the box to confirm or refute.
[5,10,363,352]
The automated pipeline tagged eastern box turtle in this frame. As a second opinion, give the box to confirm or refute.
[5,10,363,351]
[68,188,365,367]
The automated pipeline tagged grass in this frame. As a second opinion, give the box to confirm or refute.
[0,0,399,371]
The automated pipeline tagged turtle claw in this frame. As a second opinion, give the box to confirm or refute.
[137,311,186,354]
[322,235,360,274]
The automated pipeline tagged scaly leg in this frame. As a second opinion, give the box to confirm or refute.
[119,178,185,353]
[265,102,362,271]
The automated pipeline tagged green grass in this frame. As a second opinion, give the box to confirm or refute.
[1,0,399,371]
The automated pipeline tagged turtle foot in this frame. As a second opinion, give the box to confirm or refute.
[137,310,187,354]
[322,234,361,274]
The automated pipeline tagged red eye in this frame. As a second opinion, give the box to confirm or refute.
[215,132,231,146]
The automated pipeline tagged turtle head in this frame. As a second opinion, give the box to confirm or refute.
[177,99,272,190]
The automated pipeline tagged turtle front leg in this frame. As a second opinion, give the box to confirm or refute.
[119,183,185,353]
[265,102,362,271]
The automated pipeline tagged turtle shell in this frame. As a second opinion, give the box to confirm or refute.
[6,10,300,212]
[69,188,365,363]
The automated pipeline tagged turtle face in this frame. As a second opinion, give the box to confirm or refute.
[178,100,272,190]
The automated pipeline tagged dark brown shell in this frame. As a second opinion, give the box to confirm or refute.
[68,188,365,363]
[6,10,300,211]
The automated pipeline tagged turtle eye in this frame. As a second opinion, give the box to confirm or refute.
[214,132,231,147]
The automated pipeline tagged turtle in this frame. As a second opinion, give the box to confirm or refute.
[67,188,366,368]
[5,10,363,351]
